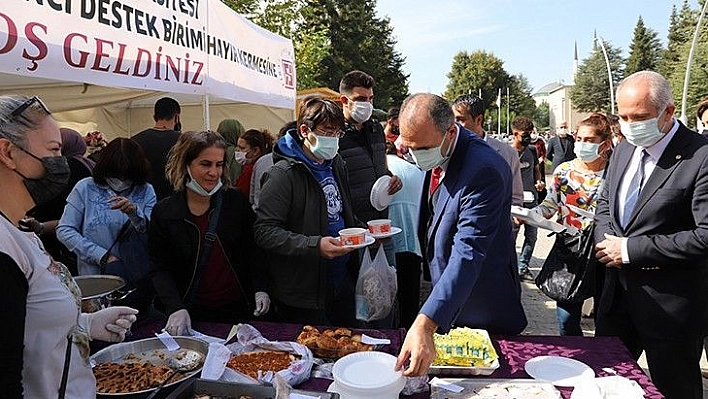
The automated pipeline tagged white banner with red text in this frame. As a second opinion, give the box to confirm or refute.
[0,0,296,109]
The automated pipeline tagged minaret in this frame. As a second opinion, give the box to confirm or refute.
[573,41,579,83]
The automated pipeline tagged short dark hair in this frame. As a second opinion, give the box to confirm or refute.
[453,94,485,118]
[697,98,708,120]
[153,97,181,121]
[388,107,400,120]
[511,116,534,132]
[296,97,345,143]
[339,70,375,95]
[93,138,150,185]
[400,93,454,136]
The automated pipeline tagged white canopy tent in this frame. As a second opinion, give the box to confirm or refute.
[0,0,296,138]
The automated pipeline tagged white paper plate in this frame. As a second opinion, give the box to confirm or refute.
[525,356,595,387]
[340,234,375,249]
[332,351,403,389]
[370,176,393,211]
[368,227,402,239]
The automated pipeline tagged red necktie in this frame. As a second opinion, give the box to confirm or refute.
[429,166,443,195]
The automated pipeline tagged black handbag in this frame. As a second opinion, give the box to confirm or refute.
[99,218,153,312]
[535,222,598,303]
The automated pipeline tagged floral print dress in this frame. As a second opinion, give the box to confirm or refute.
[533,160,605,232]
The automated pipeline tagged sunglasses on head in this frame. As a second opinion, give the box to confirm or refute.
[10,96,51,119]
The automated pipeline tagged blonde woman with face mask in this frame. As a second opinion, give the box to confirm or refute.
[150,131,270,336]
[530,113,613,336]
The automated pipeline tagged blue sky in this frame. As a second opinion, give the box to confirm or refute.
[375,0,691,95]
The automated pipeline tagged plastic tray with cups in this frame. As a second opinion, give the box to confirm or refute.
[428,327,500,376]
[339,219,401,248]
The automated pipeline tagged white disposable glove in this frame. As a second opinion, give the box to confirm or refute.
[253,291,271,316]
[165,309,192,336]
[79,306,138,343]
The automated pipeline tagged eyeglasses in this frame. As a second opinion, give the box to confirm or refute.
[10,96,51,119]
[312,127,344,138]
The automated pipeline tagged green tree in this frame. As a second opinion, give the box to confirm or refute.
[508,74,537,120]
[625,16,663,75]
[660,0,698,82]
[298,0,409,109]
[220,0,260,16]
[444,50,510,114]
[570,39,624,113]
[534,101,550,130]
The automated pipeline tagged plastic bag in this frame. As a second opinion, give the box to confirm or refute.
[356,246,397,322]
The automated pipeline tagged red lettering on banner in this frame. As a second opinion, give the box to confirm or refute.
[91,38,113,72]
[191,60,204,86]
[0,12,19,54]
[64,33,89,67]
[22,22,49,71]
[113,43,130,75]
[133,48,151,77]
[56,31,204,86]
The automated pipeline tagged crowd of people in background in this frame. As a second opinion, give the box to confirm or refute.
[3,69,708,398]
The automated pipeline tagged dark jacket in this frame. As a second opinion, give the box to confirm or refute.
[546,135,576,174]
[594,122,708,340]
[254,134,360,310]
[149,188,264,315]
[338,119,392,222]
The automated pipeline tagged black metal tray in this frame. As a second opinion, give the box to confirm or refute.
[167,379,340,399]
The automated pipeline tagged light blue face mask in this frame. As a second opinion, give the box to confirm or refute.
[309,132,340,160]
[618,108,667,148]
[410,133,451,172]
[573,142,601,163]
[185,166,223,196]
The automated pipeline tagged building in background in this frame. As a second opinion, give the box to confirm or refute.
[532,42,589,133]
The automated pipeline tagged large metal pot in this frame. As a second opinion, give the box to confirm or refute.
[74,275,133,313]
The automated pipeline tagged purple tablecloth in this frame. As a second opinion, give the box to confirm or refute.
[112,317,662,398]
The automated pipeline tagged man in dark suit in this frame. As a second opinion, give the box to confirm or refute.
[594,71,708,399]
[395,93,527,376]
[546,121,575,174]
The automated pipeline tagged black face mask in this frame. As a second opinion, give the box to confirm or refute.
[174,118,182,132]
[520,136,532,147]
[14,147,70,207]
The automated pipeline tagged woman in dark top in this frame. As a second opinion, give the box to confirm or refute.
[149,130,269,336]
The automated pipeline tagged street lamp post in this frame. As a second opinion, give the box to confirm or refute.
[594,32,615,115]
[680,0,708,124]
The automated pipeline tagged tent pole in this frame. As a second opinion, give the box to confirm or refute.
[203,94,210,130]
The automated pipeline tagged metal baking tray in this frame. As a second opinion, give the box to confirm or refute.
[430,378,561,398]
[91,337,209,397]
[167,379,340,398]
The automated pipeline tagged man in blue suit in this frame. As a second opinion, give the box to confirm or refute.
[395,93,527,376]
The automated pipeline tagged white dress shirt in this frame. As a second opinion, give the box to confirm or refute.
[619,119,679,263]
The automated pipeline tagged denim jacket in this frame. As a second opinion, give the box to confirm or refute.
[57,177,156,275]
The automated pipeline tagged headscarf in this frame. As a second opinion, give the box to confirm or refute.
[61,128,95,170]
[217,118,245,184]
